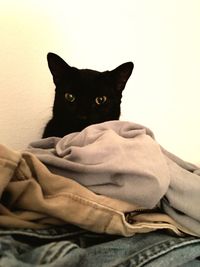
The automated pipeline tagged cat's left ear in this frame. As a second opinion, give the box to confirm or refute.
[112,62,134,91]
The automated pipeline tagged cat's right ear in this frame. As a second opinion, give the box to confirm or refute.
[47,53,70,84]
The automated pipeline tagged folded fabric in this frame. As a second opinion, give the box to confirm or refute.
[28,121,170,208]
[0,144,189,237]
[27,120,200,236]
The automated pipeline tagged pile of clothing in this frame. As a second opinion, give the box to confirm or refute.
[1,121,200,266]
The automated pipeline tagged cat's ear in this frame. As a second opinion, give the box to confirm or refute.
[47,53,71,84]
[111,62,134,91]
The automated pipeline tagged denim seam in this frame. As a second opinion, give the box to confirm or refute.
[48,242,78,263]
[40,241,79,264]
[113,237,200,267]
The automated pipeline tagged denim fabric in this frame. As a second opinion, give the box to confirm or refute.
[82,232,200,267]
[0,226,200,267]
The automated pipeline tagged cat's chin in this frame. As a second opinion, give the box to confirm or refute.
[73,120,102,132]
[76,115,88,121]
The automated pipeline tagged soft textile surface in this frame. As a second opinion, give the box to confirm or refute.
[28,121,170,208]
[1,230,200,267]
[28,120,200,236]
[0,144,184,236]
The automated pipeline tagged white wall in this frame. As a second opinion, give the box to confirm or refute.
[0,0,200,164]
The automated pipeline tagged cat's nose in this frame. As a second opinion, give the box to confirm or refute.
[78,115,87,120]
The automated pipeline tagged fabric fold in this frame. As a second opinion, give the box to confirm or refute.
[27,120,200,236]
[0,143,190,237]
[28,121,170,208]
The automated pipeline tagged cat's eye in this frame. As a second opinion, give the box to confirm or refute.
[95,96,107,105]
[65,93,76,103]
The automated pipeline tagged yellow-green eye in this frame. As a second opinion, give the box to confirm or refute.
[95,96,107,105]
[65,93,76,103]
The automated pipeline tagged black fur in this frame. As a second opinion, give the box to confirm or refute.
[42,53,133,138]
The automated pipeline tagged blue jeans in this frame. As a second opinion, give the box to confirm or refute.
[0,226,200,266]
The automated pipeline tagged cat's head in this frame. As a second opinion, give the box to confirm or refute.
[47,52,133,129]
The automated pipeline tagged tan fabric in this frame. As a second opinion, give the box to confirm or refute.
[0,144,195,236]
[27,120,200,237]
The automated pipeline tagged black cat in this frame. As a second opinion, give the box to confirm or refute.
[42,53,133,138]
